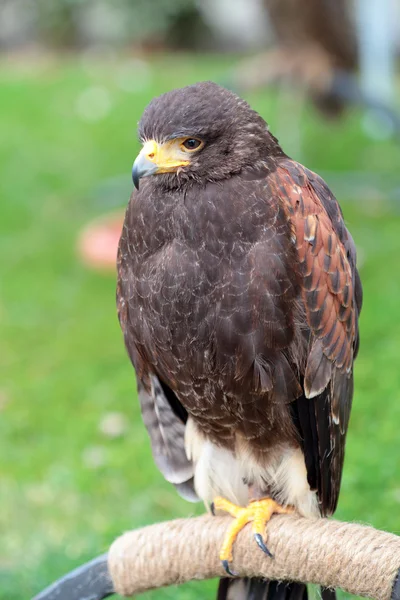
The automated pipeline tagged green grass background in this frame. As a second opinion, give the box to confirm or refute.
[1,53,400,599]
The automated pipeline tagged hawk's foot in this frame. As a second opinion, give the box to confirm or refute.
[211,496,293,576]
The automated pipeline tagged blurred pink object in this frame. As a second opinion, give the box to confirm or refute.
[78,212,124,271]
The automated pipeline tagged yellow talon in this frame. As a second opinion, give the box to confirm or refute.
[212,496,293,575]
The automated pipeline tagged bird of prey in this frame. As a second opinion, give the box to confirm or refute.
[117,82,362,599]
[231,0,358,117]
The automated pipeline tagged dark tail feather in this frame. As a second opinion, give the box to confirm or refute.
[321,587,336,600]
[267,581,308,600]
[217,579,337,600]
[217,579,308,600]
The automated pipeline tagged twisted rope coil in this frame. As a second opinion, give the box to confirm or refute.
[109,514,400,599]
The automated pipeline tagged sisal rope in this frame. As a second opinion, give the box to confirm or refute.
[108,514,400,599]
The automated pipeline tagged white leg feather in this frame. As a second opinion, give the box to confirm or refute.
[185,419,248,506]
[185,418,319,517]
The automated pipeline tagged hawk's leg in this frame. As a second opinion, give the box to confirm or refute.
[212,496,293,576]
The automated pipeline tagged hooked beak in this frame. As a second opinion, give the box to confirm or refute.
[131,139,190,190]
[132,152,158,190]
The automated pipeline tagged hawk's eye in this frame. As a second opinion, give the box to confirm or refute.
[182,138,202,151]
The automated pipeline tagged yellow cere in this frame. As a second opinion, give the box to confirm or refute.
[140,138,191,172]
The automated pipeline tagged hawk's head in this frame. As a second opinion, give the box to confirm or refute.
[132,81,283,190]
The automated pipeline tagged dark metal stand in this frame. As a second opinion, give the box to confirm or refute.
[392,568,400,600]
[32,554,114,600]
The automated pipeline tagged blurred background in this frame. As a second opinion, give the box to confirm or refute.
[1,1,400,598]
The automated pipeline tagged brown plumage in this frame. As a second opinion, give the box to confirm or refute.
[117,82,362,599]
[231,0,358,117]
[265,0,357,72]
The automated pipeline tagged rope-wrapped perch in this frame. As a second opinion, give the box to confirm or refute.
[109,514,400,599]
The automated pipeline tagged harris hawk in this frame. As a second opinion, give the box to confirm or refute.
[231,0,358,117]
[117,82,362,599]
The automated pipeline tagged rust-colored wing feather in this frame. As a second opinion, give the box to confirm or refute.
[268,159,362,514]
[270,160,358,398]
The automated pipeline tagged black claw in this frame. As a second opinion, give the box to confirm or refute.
[221,559,238,577]
[254,533,273,558]
[210,502,215,516]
